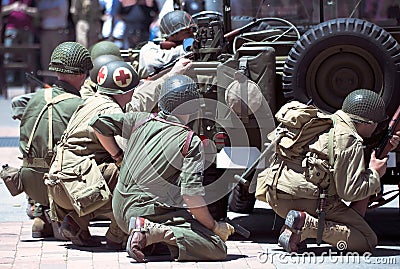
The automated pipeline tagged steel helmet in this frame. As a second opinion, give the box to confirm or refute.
[159,10,196,38]
[97,61,139,95]
[89,54,123,83]
[49,42,93,74]
[89,40,122,60]
[342,89,387,123]
[158,74,200,115]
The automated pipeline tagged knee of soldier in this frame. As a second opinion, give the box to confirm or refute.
[211,241,228,261]
[48,184,74,210]
[368,232,378,252]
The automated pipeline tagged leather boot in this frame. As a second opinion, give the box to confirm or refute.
[32,215,53,238]
[126,217,148,262]
[60,215,102,247]
[26,197,35,220]
[279,210,350,253]
[43,210,67,241]
[106,218,128,250]
[278,210,307,253]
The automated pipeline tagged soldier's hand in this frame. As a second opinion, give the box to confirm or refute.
[369,150,388,177]
[389,130,400,151]
[170,58,192,75]
[212,221,235,242]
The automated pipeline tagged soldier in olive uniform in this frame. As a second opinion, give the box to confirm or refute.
[7,40,123,222]
[257,89,400,253]
[90,74,234,262]
[0,42,93,238]
[46,58,193,248]
[46,60,140,248]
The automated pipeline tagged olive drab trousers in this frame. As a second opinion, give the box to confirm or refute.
[266,188,378,253]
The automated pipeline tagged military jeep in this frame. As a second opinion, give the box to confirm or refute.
[123,0,400,218]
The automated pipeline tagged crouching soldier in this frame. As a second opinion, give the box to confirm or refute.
[256,89,400,253]
[44,60,141,248]
[0,42,93,238]
[90,74,234,262]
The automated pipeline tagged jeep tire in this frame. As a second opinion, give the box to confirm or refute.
[283,18,400,116]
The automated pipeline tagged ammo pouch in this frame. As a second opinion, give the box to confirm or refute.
[1,166,23,196]
[55,159,111,217]
[302,153,331,189]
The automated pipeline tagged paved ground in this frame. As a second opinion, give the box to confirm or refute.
[0,88,399,269]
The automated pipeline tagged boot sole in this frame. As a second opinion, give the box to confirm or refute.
[278,228,302,253]
[278,229,293,252]
[32,231,53,238]
[60,223,101,247]
[126,217,146,262]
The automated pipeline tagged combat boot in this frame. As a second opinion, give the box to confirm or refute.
[126,217,177,262]
[278,210,311,253]
[126,217,148,262]
[60,215,102,247]
[26,197,35,219]
[106,218,128,250]
[32,215,54,238]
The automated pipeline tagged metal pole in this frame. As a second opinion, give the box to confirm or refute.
[222,0,232,34]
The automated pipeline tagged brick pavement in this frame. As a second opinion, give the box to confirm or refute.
[0,220,276,269]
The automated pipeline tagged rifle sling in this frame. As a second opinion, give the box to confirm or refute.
[131,114,195,157]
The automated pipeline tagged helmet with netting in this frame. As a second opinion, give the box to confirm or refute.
[89,40,122,60]
[160,10,196,38]
[49,42,93,74]
[342,89,387,123]
[89,54,123,83]
[97,60,139,95]
[158,74,200,115]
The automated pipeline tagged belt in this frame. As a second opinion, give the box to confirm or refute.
[22,158,51,169]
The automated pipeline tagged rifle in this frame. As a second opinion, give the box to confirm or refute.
[375,105,400,159]
[224,217,251,239]
[25,72,51,88]
[367,105,400,209]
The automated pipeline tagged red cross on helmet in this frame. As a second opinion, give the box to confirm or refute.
[96,60,140,95]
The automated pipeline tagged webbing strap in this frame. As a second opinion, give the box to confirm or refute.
[45,89,53,154]
[56,100,113,172]
[182,130,194,156]
[328,117,336,167]
[131,114,194,156]
[25,89,77,155]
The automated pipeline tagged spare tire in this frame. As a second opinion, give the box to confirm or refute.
[283,18,400,116]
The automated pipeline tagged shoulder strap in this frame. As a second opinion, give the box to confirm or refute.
[63,98,111,137]
[131,113,194,156]
[25,89,78,155]
[328,117,336,167]
[182,130,195,157]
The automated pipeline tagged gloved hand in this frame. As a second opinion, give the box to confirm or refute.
[212,221,235,242]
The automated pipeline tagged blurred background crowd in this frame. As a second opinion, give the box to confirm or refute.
[0,0,171,87]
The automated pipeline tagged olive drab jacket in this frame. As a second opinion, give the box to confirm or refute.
[47,93,124,216]
[257,109,382,202]
[89,111,205,234]
[46,73,172,217]
[18,82,83,205]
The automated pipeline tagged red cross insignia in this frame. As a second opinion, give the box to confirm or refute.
[113,67,132,88]
[97,66,108,85]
